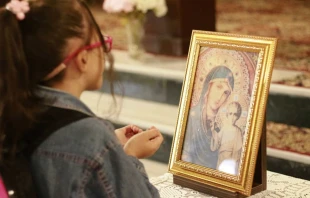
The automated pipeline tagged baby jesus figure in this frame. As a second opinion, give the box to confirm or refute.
[210,102,243,175]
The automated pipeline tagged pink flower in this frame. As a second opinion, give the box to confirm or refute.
[103,0,135,13]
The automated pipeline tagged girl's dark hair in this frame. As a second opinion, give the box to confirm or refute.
[0,0,114,160]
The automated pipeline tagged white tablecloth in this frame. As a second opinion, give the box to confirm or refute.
[150,172,310,198]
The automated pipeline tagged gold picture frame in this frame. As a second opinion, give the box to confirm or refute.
[168,30,277,196]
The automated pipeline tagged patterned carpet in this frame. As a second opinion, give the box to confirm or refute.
[217,0,310,72]
[267,122,310,156]
[275,73,310,88]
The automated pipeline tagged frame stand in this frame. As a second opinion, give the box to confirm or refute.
[173,117,267,198]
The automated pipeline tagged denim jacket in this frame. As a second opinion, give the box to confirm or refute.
[30,86,160,198]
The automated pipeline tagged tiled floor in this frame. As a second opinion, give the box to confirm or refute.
[140,159,168,178]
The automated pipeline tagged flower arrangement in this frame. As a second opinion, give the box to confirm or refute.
[103,0,168,18]
[102,0,168,59]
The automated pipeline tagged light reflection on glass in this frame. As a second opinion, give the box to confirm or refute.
[218,159,237,175]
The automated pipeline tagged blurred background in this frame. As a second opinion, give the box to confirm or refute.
[1,0,309,180]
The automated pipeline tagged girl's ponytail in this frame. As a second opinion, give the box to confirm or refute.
[0,7,39,160]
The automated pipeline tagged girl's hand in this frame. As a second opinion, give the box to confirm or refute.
[124,127,163,159]
[115,125,143,146]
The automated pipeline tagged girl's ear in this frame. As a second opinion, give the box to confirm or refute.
[75,50,88,72]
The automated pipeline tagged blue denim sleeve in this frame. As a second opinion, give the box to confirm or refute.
[83,119,160,198]
[85,141,160,198]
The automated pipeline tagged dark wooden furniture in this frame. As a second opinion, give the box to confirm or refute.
[144,0,215,56]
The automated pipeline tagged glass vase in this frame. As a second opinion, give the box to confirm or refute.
[125,14,145,59]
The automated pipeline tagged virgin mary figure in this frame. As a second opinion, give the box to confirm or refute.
[182,66,234,169]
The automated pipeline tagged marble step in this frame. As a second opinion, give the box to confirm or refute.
[102,51,310,101]
[107,50,306,84]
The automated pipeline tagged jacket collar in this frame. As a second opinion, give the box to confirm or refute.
[36,86,95,116]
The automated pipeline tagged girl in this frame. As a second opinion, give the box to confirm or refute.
[0,0,163,197]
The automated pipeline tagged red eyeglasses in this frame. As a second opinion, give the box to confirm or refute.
[63,35,112,64]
